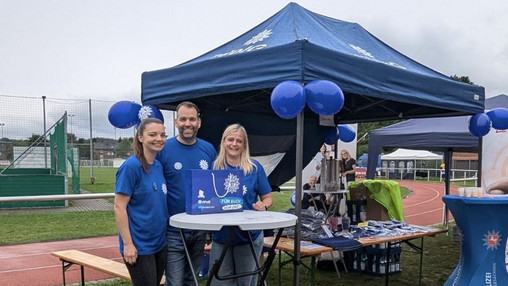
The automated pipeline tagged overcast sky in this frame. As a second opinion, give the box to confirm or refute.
[1,0,507,139]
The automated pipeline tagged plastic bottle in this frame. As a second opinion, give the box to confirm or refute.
[341,213,351,232]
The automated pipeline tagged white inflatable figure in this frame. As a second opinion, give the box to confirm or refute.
[482,129,508,195]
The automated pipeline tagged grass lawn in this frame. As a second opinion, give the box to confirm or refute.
[0,167,460,285]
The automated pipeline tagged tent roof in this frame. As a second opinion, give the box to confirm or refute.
[381,148,442,161]
[141,2,484,123]
[140,2,485,187]
[369,115,480,152]
[485,94,508,110]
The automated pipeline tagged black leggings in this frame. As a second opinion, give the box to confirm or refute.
[124,246,167,286]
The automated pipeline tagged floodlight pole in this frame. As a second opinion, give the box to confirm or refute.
[68,114,75,145]
[89,99,95,184]
[42,96,48,168]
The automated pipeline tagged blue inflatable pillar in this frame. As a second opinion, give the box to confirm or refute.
[442,195,508,285]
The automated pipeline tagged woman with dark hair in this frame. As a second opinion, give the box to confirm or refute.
[114,118,169,286]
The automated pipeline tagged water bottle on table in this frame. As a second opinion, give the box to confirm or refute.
[341,213,351,232]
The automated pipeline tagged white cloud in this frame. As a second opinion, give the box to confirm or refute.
[1,0,507,139]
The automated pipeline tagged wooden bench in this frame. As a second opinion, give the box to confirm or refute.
[52,249,166,286]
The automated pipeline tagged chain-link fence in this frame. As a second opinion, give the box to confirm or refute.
[0,94,176,169]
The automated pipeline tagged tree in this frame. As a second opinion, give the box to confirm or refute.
[450,74,474,84]
[356,120,400,157]
[116,138,133,158]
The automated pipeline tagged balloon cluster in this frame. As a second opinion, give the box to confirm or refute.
[270,80,344,119]
[271,80,356,143]
[469,108,508,137]
[108,101,164,129]
[323,124,357,144]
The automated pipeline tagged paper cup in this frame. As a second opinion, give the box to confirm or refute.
[465,187,473,197]
[458,187,465,196]
[471,187,478,197]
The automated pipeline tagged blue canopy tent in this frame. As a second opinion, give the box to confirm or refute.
[141,3,484,283]
[366,116,481,179]
[367,95,507,225]
[142,2,484,188]
[367,95,508,180]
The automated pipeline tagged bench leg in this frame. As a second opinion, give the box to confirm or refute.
[60,260,85,286]
[61,260,67,286]
[80,265,85,286]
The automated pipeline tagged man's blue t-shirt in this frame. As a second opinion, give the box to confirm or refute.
[115,156,169,255]
[156,137,217,231]
[212,160,272,245]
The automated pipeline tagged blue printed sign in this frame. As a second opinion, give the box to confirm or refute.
[185,169,244,215]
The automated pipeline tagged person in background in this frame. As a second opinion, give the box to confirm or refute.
[114,118,168,286]
[340,149,357,188]
[320,144,331,159]
[157,101,217,286]
[301,175,326,212]
[209,123,273,286]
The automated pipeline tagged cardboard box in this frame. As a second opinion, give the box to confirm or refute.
[365,195,390,221]
[349,184,368,200]
[348,184,390,221]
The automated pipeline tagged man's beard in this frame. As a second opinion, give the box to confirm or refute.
[178,126,197,139]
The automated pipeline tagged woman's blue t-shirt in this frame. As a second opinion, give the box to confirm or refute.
[115,156,169,255]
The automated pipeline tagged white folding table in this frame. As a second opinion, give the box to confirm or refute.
[170,210,297,286]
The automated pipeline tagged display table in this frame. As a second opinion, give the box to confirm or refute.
[266,225,447,286]
[170,210,297,286]
[442,195,508,286]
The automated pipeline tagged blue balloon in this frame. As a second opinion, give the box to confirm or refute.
[324,127,339,145]
[138,105,164,123]
[270,81,306,119]
[108,101,142,129]
[486,108,508,130]
[468,113,491,137]
[290,191,296,207]
[304,80,344,115]
[338,125,356,142]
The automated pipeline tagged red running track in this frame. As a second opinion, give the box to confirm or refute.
[399,180,456,226]
[0,236,120,286]
[0,181,455,286]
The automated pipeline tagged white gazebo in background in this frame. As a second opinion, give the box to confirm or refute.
[380,148,443,180]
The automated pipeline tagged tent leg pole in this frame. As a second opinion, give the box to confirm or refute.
[293,111,304,286]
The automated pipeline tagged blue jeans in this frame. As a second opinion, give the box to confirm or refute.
[209,233,264,286]
[165,230,206,286]
[124,246,167,286]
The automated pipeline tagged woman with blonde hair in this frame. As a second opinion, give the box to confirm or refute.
[210,123,273,286]
[340,149,357,187]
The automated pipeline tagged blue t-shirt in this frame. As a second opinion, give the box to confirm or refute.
[212,160,272,245]
[156,137,217,230]
[115,156,169,255]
